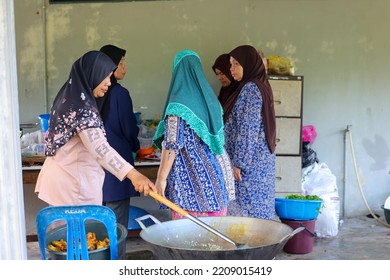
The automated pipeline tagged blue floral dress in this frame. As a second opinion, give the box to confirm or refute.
[224,82,276,220]
[161,116,230,212]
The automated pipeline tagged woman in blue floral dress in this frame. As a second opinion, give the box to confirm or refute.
[224,45,277,220]
[153,50,234,219]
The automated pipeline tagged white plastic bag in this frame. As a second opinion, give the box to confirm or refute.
[20,130,46,156]
[315,191,340,238]
[302,162,337,195]
[302,162,340,238]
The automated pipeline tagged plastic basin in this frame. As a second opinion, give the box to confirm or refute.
[45,221,127,260]
[275,198,322,220]
[381,205,390,224]
[137,146,154,157]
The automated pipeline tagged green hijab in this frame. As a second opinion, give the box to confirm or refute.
[153,50,225,155]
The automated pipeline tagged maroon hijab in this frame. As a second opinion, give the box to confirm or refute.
[228,45,276,153]
[212,54,239,114]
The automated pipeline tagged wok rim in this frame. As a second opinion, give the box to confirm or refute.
[139,216,293,252]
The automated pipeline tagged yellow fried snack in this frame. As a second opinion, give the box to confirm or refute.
[47,233,109,252]
[86,232,97,250]
[96,237,110,249]
[48,239,67,252]
[86,232,96,240]
[47,244,58,252]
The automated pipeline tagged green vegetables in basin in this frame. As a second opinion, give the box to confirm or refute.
[285,194,322,201]
[275,194,325,220]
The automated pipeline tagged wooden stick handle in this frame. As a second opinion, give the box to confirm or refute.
[148,192,240,247]
[148,191,189,217]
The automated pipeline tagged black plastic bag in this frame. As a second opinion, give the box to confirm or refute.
[302,141,319,168]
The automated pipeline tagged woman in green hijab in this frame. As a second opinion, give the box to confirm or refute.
[153,50,234,219]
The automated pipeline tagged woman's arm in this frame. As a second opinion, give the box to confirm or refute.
[79,128,155,194]
[155,148,176,196]
[154,115,183,196]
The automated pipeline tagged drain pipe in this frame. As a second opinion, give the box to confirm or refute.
[343,125,352,218]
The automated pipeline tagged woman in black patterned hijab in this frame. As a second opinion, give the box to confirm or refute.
[45,51,115,155]
[35,51,156,206]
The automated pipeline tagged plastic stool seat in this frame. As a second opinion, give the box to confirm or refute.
[36,205,118,260]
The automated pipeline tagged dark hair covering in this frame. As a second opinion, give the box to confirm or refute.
[45,50,116,156]
[96,45,126,121]
[228,45,276,153]
[212,53,234,81]
[212,53,239,121]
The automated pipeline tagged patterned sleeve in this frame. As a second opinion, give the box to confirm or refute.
[216,148,235,201]
[233,82,262,170]
[79,127,133,180]
[162,115,184,151]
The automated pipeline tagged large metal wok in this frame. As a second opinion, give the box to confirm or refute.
[136,215,303,260]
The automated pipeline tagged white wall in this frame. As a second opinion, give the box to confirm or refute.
[0,0,27,259]
[14,0,390,217]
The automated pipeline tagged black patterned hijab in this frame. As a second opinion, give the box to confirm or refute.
[45,50,116,156]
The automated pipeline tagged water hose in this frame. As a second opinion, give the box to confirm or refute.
[347,126,390,228]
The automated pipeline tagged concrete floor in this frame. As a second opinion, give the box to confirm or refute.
[27,215,390,260]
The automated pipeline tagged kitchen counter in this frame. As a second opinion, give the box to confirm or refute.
[22,158,160,184]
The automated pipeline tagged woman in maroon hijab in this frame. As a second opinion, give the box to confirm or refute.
[224,45,276,220]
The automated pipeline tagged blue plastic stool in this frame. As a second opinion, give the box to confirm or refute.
[36,205,118,260]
